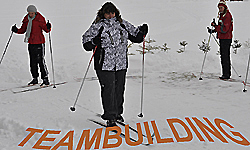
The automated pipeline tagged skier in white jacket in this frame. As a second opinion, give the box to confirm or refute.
[82,2,148,127]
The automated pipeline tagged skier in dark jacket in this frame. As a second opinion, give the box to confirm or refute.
[82,2,148,126]
[209,0,233,79]
[11,5,52,86]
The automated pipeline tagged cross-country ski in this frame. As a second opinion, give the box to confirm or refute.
[11,82,67,94]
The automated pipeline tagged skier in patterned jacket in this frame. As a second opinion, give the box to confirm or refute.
[82,2,148,126]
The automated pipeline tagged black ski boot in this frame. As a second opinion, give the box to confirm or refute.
[40,77,50,86]
[28,78,38,85]
[107,119,117,127]
[116,115,124,122]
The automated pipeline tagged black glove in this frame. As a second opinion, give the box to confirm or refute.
[11,25,18,33]
[211,18,217,27]
[139,24,148,36]
[46,22,51,30]
[207,28,215,34]
[211,22,217,27]
[92,37,101,46]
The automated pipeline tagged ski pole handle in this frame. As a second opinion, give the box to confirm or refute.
[211,18,217,28]
[47,20,51,32]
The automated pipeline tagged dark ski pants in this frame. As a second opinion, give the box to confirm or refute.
[219,39,232,77]
[28,44,49,79]
[96,69,127,120]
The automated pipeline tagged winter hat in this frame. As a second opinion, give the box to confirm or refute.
[218,0,227,9]
[27,5,37,13]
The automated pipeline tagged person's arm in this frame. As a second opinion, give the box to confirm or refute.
[82,23,103,51]
[17,20,28,34]
[40,17,51,33]
[122,20,148,43]
[216,14,232,34]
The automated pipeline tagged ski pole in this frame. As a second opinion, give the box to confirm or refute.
[211,33,220,46]
[243,52,250,92]
[47,20,56,88]
[231,64,241,78]
[211,33,242,78]
[138,35,146,118]
[199,27,212,80]
[0,28,15,64]
[70,46,98,112]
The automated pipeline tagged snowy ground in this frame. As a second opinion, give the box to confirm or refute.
[0,0,250,150]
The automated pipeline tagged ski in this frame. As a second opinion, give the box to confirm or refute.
[88,119,150,146]
[74,75,143,82]
[203,75,250,85]
[219,78,239,82]
[11,82,67,94]
[0,83,41,93]
[242,81,250,87]
[95,114,154,138]
[116,120,155,139]
[219,78,250,86]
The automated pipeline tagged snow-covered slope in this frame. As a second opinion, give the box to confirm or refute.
[0,0,249,149]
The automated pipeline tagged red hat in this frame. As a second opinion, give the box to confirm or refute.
[218,0,227,9]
